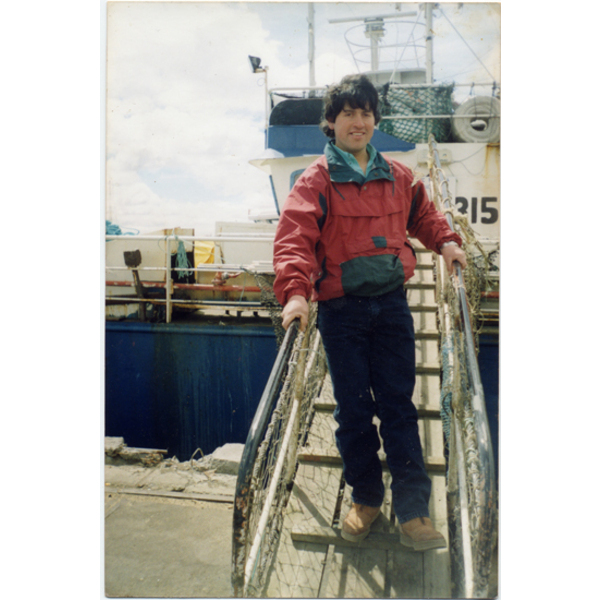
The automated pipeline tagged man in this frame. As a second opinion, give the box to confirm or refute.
[272,74,466,550]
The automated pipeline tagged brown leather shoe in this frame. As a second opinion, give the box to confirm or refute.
[399,516,446,551]
[341,503,381,542]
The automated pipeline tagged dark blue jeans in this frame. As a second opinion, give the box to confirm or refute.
[317,286,431,524]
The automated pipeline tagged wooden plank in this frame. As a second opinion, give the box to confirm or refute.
[411,310,438,333]
[310,362,438,376]
[318,375,335,407]
[264,285,452,598]
[321,477,390,598]
[405,286,436,307]
[418,420,426,460]
[314,402,442,420]
[416,363,441,375]
[317,543,336,598]
[313,401,334,412]
[264,462,343,598]
[407,304,438,312]
[297,452,446,473]
[292,527,402,550]
[303,409,337,456]
[380,470,428,600]
[408,268,434,285]
[415,338,440,368]
[405,281,435,290]
[380,473,395,599]
[313,371,442,413]
[423,417,446,462]
[414,329,441,340]
[423,472,452,598]
[413,373,441,409]
[388,541,425,598]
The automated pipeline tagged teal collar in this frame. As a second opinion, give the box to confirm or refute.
[324,140,394,185]
[329,142,377,176]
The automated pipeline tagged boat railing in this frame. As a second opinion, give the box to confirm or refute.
[428,135,498,598]
[105,233,275,322]
[231,305,327,597]
[270,81,498,101]
[268,82,500,141]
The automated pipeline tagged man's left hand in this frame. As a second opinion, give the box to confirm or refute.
[441,244,467,274]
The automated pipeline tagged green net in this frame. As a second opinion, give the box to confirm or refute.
[379,84,454,143]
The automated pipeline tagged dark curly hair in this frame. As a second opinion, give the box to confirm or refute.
[319,74,382,139]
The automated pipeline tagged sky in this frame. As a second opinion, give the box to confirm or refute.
[105,1,500,236]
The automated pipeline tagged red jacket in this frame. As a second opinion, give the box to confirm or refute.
[273,145,461,305]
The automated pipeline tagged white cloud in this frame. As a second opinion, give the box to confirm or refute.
[105,2,500,235]
[106,2,282,234]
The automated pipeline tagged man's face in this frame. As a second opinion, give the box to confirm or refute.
[327,102,376,157]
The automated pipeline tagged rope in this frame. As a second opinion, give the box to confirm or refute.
[173,229,193,278]
[106,220,138,236]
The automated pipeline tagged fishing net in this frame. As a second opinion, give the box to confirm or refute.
[233,274,327,597]
[437,230,490,442]
[379,84,454,143]
[428,139,498,598]
[437,269,497,598]
[250,271,286,347]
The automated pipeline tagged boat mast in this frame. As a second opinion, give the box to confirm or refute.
[425,3,433,83]
[308,3,316,87]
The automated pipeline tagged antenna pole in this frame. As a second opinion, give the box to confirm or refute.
[365,19,385,71]
[425,3,433,83]
[308,3,316,87]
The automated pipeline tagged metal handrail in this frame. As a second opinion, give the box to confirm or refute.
[231,320,300,597]
[429,134,497,596]
[105,233,275,322]
[380,113,499,120]
[269,82,500,94]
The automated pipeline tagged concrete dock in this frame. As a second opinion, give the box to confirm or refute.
[104,440,242,598]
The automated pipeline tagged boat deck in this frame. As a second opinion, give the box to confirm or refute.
[263,246,452,598]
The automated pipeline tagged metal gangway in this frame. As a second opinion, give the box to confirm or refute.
[231,138,497,598]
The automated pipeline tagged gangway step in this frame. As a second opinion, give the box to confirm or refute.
[297,451,446,473]
[405,281,435,290]
[415,329,441,339]
[313,401,443,420]
[407,303,438,312]
[309,362,440,376]
[291,527,404,550]
[264,459,451,598]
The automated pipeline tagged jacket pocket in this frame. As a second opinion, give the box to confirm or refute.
[340,254,405,296]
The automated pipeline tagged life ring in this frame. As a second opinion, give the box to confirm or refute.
[451,96,500,143]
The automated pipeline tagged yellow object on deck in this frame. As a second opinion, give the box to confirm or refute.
[194,241,216,282]
[194,241,215,264]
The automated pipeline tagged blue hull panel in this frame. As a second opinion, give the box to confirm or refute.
[105,321,278,459]
[106,320,499,468]
[478,334,499,478]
